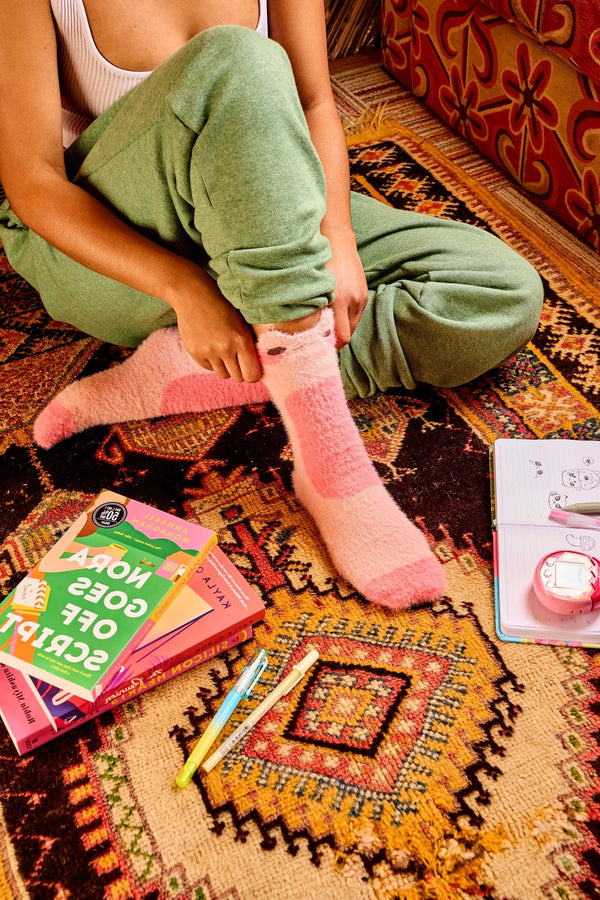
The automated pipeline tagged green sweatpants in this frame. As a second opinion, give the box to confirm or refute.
[0,25,543,397]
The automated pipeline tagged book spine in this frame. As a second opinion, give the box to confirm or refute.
[1,627,251,755]
[0,666,53,752]
[92,533,217,699]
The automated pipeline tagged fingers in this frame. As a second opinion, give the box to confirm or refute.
[238,345,262,382]
[199,358,231,379]
[348,296,366,334]
[198,343,262,383]
[331,293,367,350]
[332,305,352,350]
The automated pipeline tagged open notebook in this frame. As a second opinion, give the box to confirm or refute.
[492,438,600,647]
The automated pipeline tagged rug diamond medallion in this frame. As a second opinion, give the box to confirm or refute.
[191,595,511,861]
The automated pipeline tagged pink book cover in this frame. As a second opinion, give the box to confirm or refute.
[0,545,265,752]
[0,666,53,752]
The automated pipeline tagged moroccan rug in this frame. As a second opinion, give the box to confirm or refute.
[1,53,600,900]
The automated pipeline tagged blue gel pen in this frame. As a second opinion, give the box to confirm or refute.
[175,647,268,787]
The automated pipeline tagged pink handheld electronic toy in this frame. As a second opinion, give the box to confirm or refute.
[533,549,600,615]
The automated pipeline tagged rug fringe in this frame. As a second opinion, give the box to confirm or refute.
[336,815,507,900]
[344,104,402,145]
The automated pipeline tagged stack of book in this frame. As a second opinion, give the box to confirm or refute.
[0,490,265,754]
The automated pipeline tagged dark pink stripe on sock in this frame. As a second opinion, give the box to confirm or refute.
[161,374,269,415]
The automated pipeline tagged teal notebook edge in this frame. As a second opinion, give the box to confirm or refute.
[489,445,523,645]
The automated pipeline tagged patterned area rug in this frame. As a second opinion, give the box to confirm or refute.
[2,55,600,900]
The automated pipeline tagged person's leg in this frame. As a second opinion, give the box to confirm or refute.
[23,25,327,442]
[33,326,270,449]
[338,192,544,398]
[11,28,446,607]
[252,196,542,607]
[0,26,333,344]
[251,193,539,608]
[36,189,542,454]
[255,308,445,608]
[33,181,543,446]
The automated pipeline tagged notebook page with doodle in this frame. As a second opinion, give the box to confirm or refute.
[492,438,600,646]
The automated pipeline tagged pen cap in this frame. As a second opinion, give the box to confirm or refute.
[234,648,268,697]
[549,509,569,525]
[550,508,600,530]
[294,649,319,675]
[284,649,320,693]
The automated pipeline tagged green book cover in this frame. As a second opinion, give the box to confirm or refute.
[0,491,216,700]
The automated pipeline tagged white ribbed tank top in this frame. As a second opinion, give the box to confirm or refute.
[50,0,269,147]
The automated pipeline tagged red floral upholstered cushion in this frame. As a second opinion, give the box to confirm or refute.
[478,0,600,84]
[381,0,600,249]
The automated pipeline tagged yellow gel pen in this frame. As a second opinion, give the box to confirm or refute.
[202,649,319,773]
[175,648,268,788]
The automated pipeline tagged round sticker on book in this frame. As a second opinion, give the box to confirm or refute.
[92,501,128,528]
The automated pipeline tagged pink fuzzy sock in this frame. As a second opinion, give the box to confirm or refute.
[257,308,445,609]
[33,326,269,448]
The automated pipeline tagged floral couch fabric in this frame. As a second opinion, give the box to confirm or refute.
[381,0,600,249]
[479,0,600,84]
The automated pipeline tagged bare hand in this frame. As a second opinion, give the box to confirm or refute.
[176,279,262,383]
[325,233,368,349]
